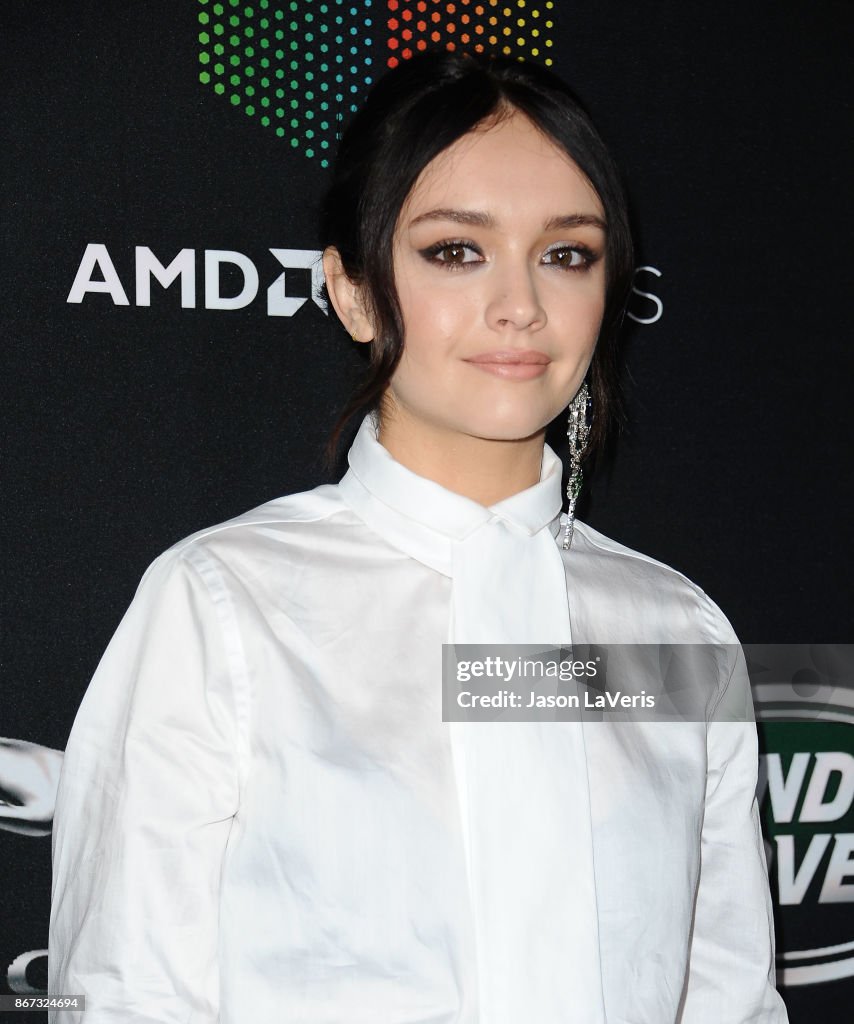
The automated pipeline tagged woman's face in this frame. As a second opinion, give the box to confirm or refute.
[385,109,607,446]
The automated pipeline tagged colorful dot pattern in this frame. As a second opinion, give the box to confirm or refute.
[197,0,375,168]
[197,0,556,165]
[385,0,554,69]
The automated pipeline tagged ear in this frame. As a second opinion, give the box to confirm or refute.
[322,247,375,343]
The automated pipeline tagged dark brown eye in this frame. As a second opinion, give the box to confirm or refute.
[439,244,475,265]
[544,247,583,269]
[432,241,479,266]
[418,240,484,268]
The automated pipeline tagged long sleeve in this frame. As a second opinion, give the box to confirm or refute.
[679,647,788,1022]
[48,545,243,1023]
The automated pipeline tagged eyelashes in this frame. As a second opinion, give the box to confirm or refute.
[417,238,601,273]
[541,242,599,272]
[418,240,484,268]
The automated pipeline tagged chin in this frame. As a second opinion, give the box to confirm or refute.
[462,412,552,444]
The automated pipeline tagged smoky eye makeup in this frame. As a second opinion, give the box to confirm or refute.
[417,239,485,269]
[541,241,602,272]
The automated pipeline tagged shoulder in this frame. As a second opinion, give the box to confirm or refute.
[565,518,738,646]
[173,483,345,553]
[571,519,708,590]
[134,483,354,597]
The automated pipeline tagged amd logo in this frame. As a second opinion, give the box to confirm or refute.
[67,244,327,316]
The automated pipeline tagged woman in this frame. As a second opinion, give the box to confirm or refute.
[49,53,787,1023]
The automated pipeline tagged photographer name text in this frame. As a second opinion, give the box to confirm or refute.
[456,689,656,709]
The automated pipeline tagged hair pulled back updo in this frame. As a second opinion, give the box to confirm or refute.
[321,51,634,458]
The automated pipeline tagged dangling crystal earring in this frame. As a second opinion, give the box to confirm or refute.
[562,382,591,551]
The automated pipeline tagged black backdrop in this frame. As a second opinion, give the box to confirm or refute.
[3,1,853,1020]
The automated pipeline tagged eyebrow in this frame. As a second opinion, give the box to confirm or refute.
[408,208,607,232]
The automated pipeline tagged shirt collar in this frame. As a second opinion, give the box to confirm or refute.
[337,413,565,575]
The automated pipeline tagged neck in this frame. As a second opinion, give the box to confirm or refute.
[377,409,546,507]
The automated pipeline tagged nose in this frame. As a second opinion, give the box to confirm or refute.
[485,261,547,333]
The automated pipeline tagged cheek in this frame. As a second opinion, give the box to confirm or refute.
[554,287,606,343]
[398,287,476,360]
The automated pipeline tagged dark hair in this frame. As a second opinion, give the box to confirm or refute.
[322,51,634,459]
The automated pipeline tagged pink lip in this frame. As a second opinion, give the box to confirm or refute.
[464,350,551,380]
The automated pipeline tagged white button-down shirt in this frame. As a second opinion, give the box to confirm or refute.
[49,415,787,1022]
